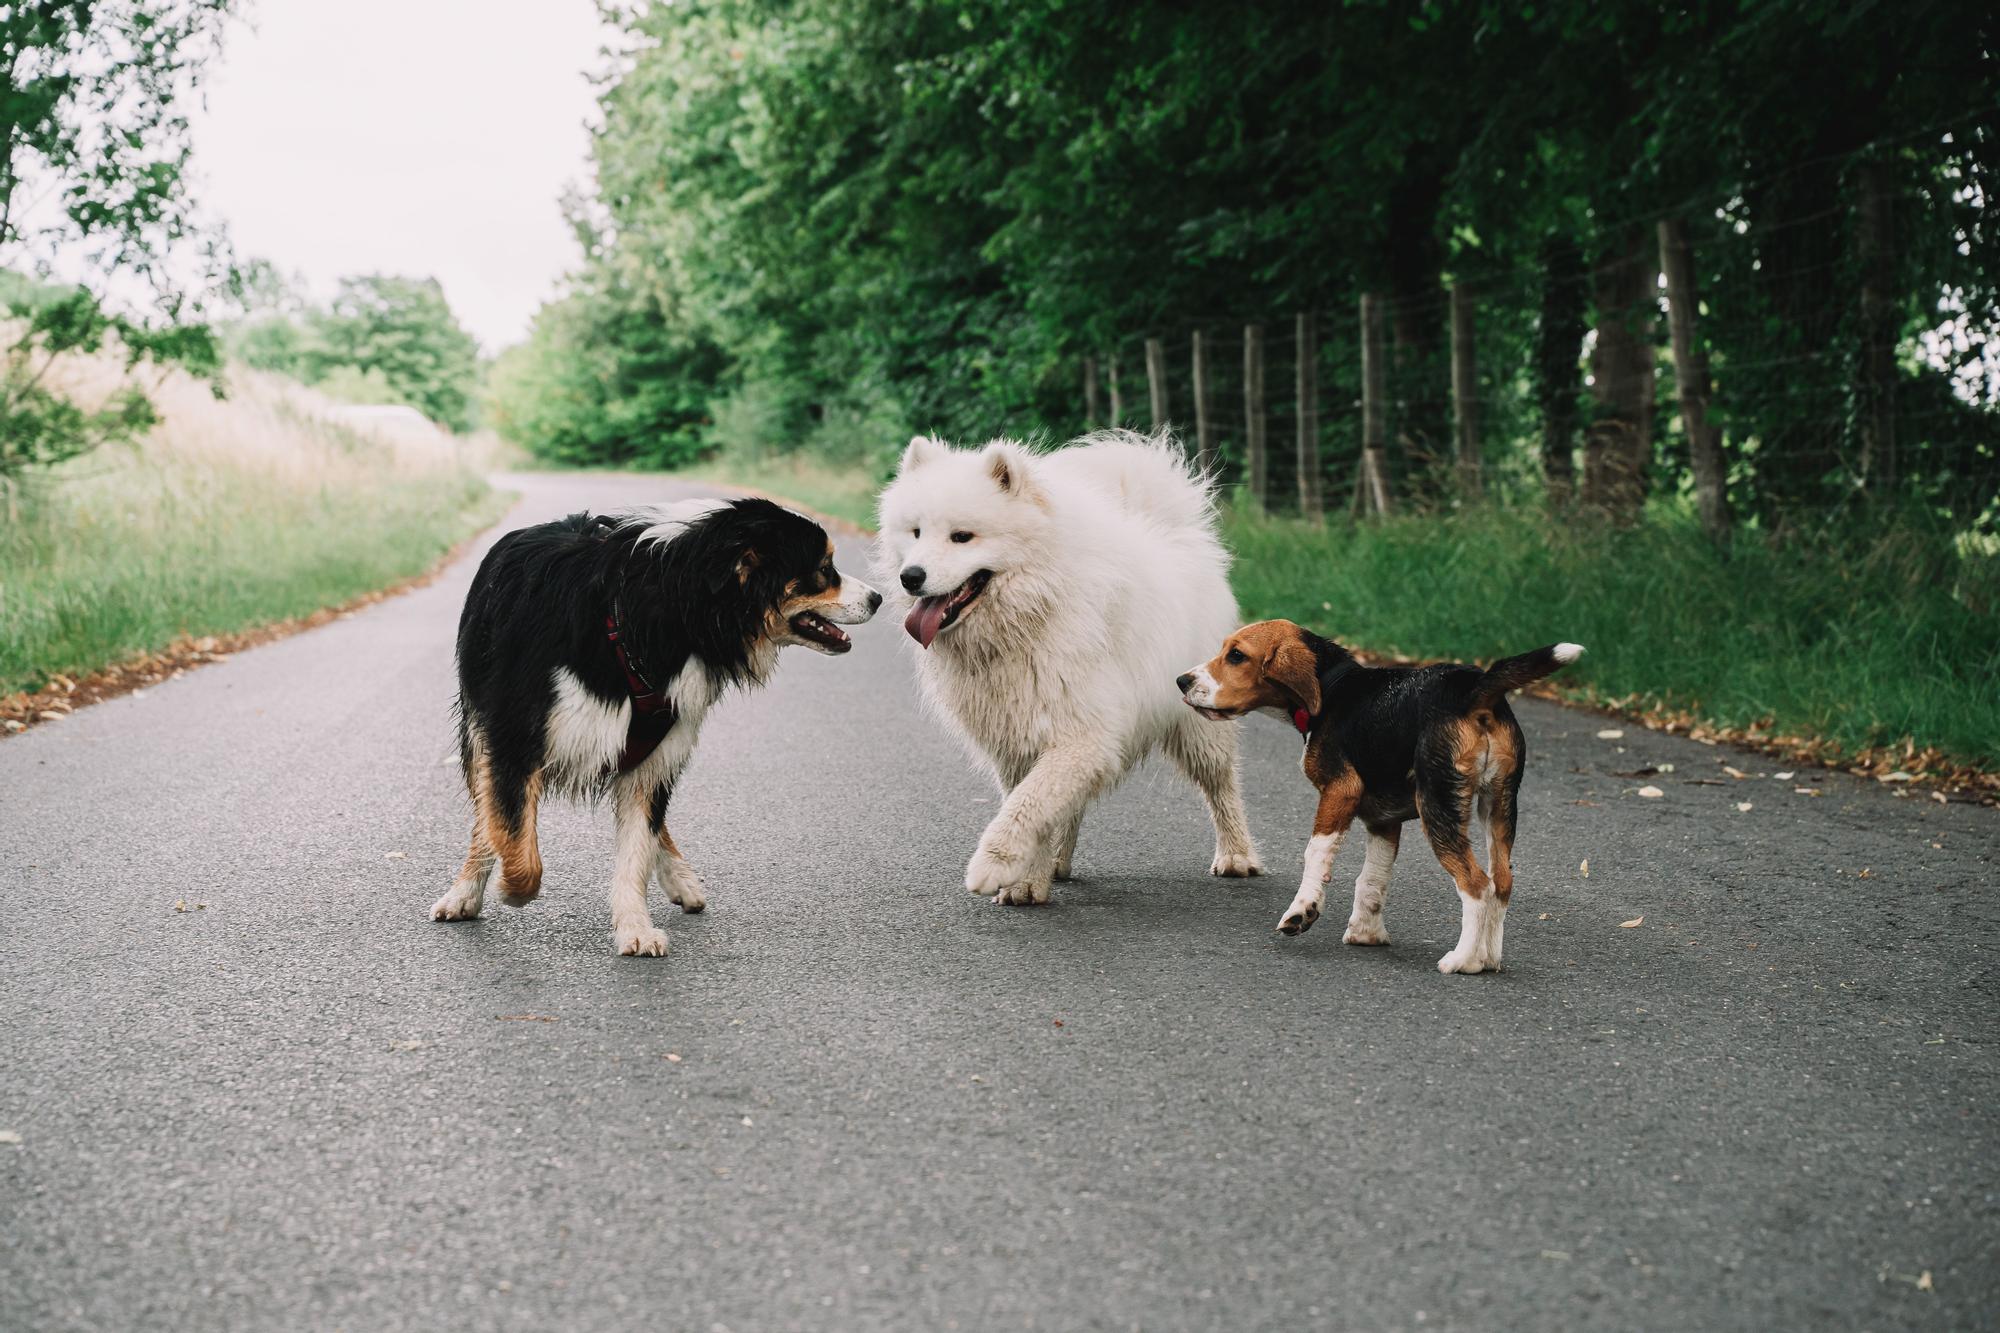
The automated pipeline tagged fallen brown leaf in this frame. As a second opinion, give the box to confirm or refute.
[1620,916,1644,928]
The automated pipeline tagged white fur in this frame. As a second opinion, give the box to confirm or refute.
[1438,889,1507,974]
[1341,830,1398,945]
[1553,642,1585,664]
[878,430,1260,902]
[1278,831,1342,933]
[630,497,733,549]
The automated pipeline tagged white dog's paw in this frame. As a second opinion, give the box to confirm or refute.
[1342,918,1390,946]
[1276,899,1321,936]
[1436,946,1486,975]
[993,878,1052,906]
[1211,847,1263,878]
[613,922,670,957]
[430,887,483,921]
[663,867,707,914]
[967,846,1052,906]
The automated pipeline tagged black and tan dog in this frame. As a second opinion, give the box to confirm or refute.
[431,498,880,956]
[1177,621,1582,974]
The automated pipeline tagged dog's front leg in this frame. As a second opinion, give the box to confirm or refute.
[966,743,1115,905]
[608,777,669,956]
[1278,775,1361,936]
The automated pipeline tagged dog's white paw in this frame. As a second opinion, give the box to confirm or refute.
[992,878,1052,906]
[1342,918,1389,946]
[663,867,707,914]
[1211,847,1262,878]
[430,887,483,921]
[614,923,670,957]
[1277,900,1320,936]
[1436,947,1486,975]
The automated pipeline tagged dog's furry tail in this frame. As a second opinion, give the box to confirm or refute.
[1067,428,1218,533]
[1473,642,1585,708]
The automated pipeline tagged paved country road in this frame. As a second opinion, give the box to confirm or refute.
[2,472,1995,1332]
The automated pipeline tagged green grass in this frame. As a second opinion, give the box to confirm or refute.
[680,451,884,530]
[1225,504,2000,768]
[0,366,511,695]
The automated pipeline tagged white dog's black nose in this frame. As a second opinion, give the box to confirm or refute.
[1175,673,1195,693]
[900,566,927,593]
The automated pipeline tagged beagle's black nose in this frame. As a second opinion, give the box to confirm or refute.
[867,589,884,612]
[900,566,927,593]
[1175,673,1195,693]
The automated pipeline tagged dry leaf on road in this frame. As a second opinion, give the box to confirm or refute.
[1637,785,1664,798]
[1736,801,1754,812]
[1580,858,1591,878]
[1620,916,1644,928]
[1596,728,1625,740]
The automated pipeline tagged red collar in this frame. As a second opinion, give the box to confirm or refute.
[604,609,669,714]
[1292,707,1313,737]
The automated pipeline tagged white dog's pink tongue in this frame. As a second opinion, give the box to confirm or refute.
[904,596,950,648]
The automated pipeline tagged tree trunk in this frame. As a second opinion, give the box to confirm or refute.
[1585,226,1656,521]
[1082,356,1100,430]
[1535,236,1584,506]
[1388,171,1448,495]
[1107,352,1122,428]
[1242,323,1266,513]
[1359,294,1393,515]
[1856,157,1898,495]
[1145,337,1168,431]
[1449,282,1480,498]
[1658,218,1731,540]
[1191,330,1215,473]
[1295,311,1322,520]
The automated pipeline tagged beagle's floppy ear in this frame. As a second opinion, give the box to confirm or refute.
[900,434,946,474]
[1262,621,1322,717]
[982,439,1043,502]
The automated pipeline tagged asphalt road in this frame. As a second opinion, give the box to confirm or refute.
[3,471,1995,1332]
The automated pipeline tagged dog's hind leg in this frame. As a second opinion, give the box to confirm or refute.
[1420,774,1497,976]
[647,781,706,914]
[966,740,1118,905]
[431,823,495,921]
[1164,715,1263,878]
[609,775,668,957]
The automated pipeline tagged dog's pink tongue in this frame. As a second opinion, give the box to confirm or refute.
[904,596,950,648]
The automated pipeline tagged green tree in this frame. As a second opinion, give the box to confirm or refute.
[302,276,481,431]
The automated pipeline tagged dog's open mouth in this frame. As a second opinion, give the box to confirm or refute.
[904,570,991,648]
[789,610,853,653]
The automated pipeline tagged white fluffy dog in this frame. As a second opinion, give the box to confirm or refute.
[877,429,1262,904]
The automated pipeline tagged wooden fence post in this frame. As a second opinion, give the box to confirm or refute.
[1191,330,1214,472]
[1243,324,1266,513]
[1295,311,1322,519]
[1145,337,1169,431]
[1083,356,1100,430]
[1108,352,1122,428]
[1360,294,1393,515]
[1449,282,1481,498]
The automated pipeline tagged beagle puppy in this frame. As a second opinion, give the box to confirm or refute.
[1177,621,1582,974]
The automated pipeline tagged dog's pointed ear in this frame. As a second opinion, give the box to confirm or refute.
[982,440,1041,501]
[900,434,945,474]
[1262,622,1322,716]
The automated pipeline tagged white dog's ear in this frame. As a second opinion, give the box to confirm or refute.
[983,440,1041,500]
[900,434,946,474]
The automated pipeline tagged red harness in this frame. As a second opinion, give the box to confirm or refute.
[605,609,677,773]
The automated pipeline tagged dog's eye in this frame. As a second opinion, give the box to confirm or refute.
[911,528,920,539]
[950,531,974,544]
[1225,648,1247,665]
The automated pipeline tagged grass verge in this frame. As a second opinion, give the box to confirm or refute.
[679,451,882,530]
[1225,505,2000,783]
[1,362,510,700]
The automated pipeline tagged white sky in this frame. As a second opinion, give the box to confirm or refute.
[190,0,614,352]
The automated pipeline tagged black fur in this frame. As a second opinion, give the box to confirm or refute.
[1294,630,1560,851]
[454,498,839,814]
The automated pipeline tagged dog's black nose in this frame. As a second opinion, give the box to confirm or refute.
[867,589,884,612]
[1175,673,1195,693]
[900,566,927,593]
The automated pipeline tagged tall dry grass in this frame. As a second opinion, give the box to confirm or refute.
[0,355,509,693]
